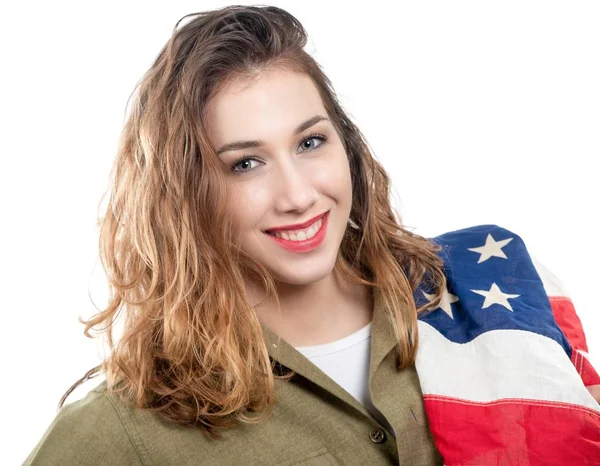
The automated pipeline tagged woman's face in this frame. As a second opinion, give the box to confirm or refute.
[206,69,353,287]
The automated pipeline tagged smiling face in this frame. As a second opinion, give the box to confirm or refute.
[205,69,353,288]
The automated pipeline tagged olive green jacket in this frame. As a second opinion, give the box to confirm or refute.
[24,290,442,465]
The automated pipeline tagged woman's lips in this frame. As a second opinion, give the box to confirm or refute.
[264,210,329,234]
[265,211,329,253]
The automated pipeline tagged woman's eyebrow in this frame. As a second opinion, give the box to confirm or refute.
[216,115,330,155]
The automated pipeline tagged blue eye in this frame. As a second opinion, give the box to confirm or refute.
[229,133,327,174]
[230,157,261,173]
[299,134,326,151]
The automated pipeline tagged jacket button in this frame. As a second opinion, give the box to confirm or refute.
[369,428,387,444]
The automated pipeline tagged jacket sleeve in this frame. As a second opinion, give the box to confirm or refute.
[23,389,144,466]
[531,255,600,388]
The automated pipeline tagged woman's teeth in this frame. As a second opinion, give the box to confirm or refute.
[270,217,323,241]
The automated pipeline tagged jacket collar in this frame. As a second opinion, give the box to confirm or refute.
[260,287,398,418]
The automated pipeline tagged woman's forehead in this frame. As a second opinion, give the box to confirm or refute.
[206,70,328,145]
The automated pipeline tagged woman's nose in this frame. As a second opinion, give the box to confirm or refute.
[272,158,318,214]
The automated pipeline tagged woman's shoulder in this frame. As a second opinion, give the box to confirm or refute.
[429,223,524,246]
[24,379,265,466]
[427,223,570,296]
[24,380,146,465]
[428,223,540,271]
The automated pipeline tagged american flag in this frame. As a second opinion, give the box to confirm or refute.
[415,224,600,465]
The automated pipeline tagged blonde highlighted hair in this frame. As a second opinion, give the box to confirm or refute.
[61,5,446,439]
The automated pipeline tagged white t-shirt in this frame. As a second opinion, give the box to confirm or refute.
[295,323,395,436]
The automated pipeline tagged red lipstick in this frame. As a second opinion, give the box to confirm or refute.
[265,211,329,253]
[265,211,328,233]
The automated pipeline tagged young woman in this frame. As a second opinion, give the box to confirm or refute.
[25,5,600,466]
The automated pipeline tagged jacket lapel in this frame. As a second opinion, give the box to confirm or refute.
[260,287,397,422]
[261,319,372,418]
[368,287,398,388]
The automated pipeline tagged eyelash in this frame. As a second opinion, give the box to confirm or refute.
[230,133,327,174]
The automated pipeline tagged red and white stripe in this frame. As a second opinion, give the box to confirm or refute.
[416,257,600,465]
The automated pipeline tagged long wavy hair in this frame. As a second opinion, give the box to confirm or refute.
[61,5,446,439]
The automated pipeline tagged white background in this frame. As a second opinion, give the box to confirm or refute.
[2,1,598,464]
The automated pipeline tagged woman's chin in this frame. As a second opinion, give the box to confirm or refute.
[269,262,335,287]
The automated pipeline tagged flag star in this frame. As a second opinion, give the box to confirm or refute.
[468,233,513,263]
[471,282,520,312]
[423,289,459,319]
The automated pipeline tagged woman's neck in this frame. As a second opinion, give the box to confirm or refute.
[251,270,373,347]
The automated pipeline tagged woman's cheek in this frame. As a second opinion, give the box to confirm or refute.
[312,151,352,190]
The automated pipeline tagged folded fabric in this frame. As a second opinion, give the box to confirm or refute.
[415,224,600,465]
